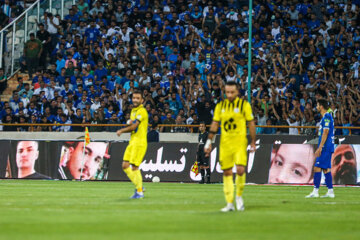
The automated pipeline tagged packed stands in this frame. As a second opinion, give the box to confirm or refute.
[1,0,360,135]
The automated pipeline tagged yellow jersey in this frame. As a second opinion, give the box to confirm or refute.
[129,104,148,146]
[213,97,254,145]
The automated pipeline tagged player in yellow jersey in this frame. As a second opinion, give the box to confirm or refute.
[205,82,256,212]
[117,89,148,199]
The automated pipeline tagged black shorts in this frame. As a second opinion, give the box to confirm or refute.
[197,151,209,167]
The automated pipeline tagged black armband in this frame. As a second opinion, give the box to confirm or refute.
[209,131,217,134]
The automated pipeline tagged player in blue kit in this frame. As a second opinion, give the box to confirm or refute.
[306,99,335,198]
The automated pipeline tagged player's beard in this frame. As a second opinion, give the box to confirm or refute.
[227,96,236,102]
[334,164,357,184]
[133,101,140,107]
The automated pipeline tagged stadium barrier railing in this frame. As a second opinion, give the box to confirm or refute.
[0,123,359,135]
[0,0,76,76]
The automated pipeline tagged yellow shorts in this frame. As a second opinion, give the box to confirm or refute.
[123,143,147,167]
[219,140,248,170]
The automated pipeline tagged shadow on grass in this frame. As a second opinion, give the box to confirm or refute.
[115,197,151,202]
[202,204,273,215]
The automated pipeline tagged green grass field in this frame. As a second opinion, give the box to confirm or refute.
[0,180,359,240]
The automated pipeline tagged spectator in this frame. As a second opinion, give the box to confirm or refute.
[148,123,160,142]
[9,92,20,112]
[3,114,15,131]
[17,116,28,132]
[36,23,51,68]
[2,0,360,136]
[162,112,175,133]
[196,100,213,125]
[71,108,85,132]
[302,107,316,135]
[89,111,105,132]
[190,113,200,133]
[57,114,72,132]
[1,0,11,18]
[287,115,300,135]
[24,33,42,77]
[263,119,276,134]
[106,113,120,132]
[173,115,189,133]
[0,68,7,94]
[44,12,59,51]
[256,109,267,131]
[0,6,9,27]
[340,105,352,136]
[77,0,89,13]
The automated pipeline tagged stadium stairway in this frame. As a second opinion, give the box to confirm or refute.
[1,72,30,102]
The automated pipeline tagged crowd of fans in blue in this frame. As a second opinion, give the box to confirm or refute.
[1,0,360,135]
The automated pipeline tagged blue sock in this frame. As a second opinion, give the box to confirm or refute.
[325,172,333,189]
[314,172,321,189]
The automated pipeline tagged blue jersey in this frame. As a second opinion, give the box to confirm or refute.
[318,112,334,152]
[85,28,100,44]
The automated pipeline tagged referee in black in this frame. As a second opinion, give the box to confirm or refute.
[197,122,210,184]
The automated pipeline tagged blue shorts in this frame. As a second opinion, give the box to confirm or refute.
[314,150,333,169]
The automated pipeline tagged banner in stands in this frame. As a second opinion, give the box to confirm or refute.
[0,136,359,185]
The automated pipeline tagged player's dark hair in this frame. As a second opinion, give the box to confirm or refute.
[199,121,206,125]
[225,81,238,87]
[225,81,240,91]
[317,99,328,110]
[132,88,144,99]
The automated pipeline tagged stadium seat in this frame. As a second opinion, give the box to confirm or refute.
[14,37,21,46]
[54,2,61,9]
[39,8,44,16]
[28,15,37,24]
[15,30,25,38]
[46,8,57,15]
[63,9,69,16]
[64,2,73,9]
[17,45,24,53]
[28,23,36,33]
[14,50,22,59]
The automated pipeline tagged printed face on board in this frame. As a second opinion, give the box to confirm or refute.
[60,142,108,180]
[16,141,39,171]
[331,144,357,184]
[269,144,315,184]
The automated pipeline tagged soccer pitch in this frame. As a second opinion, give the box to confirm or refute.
[0,181,359,240]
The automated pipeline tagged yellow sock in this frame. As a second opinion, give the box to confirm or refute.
[223,175,234,204]
[235,173,246,197]
[123,167,136,186]
[133,169,143,192]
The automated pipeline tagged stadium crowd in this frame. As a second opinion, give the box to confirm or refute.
[0,0,37,27]
[1,0,360,135]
